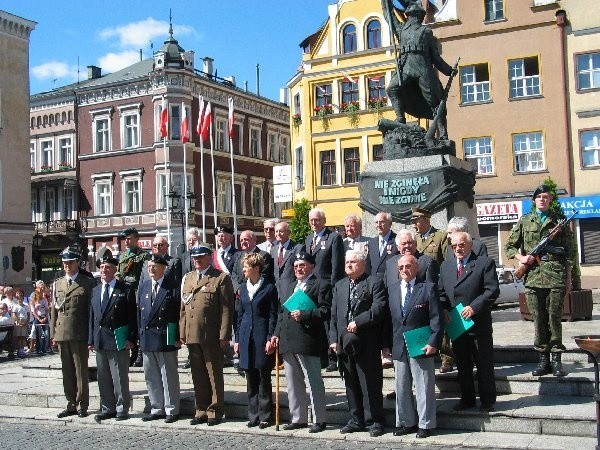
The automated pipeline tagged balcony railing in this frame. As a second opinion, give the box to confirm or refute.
[34,219,85,235]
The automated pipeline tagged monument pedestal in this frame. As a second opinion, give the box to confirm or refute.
[360,154,478,238]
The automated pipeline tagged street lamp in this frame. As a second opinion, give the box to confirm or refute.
[166,189,197,246]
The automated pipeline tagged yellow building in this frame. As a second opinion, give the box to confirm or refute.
[288,0,407,226]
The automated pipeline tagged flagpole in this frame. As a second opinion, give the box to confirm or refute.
[182,101,189,247]
[162,96,172,249]
[228,97,237,243]
[209,114,217,235]
[197,96,207,242]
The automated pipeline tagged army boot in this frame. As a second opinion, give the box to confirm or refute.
[531,352,551,376]
[551,352,566,377]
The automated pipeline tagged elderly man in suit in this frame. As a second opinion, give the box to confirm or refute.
[445,217,488,259]
[51,246,95,419]
[270,251,331,434]
[412,208,448,265]
[140,235,182,286]
[304,207,344,372]
[89,256,137,423]
[138,255,181,423]
[342,214,369,253]
[366,212,398,278]
[213,226,238,275]
[257,218,280,253]
[330,249,387,437]
[180,227,200,274]
[438,232,499,412]
[180,244,234,426]
[271,221,301,300]
[383,254,442,439]
[231,230,275,293]
[385,229,438,287]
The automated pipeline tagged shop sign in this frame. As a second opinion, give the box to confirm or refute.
[476,201,521,224]
[522,195,600,219]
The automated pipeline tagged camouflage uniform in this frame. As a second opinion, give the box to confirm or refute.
[117,246,147,291]
[504,211,575,353]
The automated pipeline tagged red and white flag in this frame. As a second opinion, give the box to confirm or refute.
[200,101,212,141]
[159,98,168,139]
[343,72,357,84]
[196,96,205,137]
[227,97,235,139]
[180,102,189,143]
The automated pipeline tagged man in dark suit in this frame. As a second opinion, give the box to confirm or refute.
[330,249,387,437]
[213,226,238,275]
[445,217,488,260]
[304,207,345,372]
[438,232,499,412]
[342,214,369,253]
[138,255,181,423]
[383,254,442,439]
[385,229,438,287]
[366,212,398,278]
[271,221,301,301]
[231,230,274,293]
[271,252,331,434]
[180,227,200,274]
[89,256,137,423]
[51,246,95,419]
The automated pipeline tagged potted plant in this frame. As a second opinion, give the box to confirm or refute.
[368,96,388,114]
[292,113,302,127]
[341,100,360,126]
[313,104,333,118]
[58,161,73,170]
[40,164,53,172]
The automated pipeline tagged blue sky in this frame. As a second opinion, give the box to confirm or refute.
[3,0,334,101]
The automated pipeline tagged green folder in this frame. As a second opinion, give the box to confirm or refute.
[283,289,317,312]
[114,325,129,351]
[445,302,474,341]
[403,325,433,358]
[166,322,177,346]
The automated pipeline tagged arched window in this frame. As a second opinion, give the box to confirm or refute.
[61,112,66,124]
[36,116,41,127]
[30,117,35,128]
[366,19,381,49]
[55,113,60,124]
[342,23,357,53]
[68,111,72,123]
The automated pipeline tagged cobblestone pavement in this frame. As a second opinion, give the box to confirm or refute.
[0,422,486,450]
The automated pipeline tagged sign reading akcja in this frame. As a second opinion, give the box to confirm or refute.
[359,166,475,223]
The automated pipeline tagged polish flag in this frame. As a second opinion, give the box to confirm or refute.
[227,97,235,139]
[196,97,205,137]
[200,101,212,141]
[180,102,189,143]
[159,99,168,139]
[343,72,357,84]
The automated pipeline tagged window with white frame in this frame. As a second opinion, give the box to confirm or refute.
[62,186,75,220]
[484,0,504,21]
[513,132,545,173]
[170,104,181,140]
[216,117,227,151]
[251,181,264,216]
[581,129,600,167]
[92,173,113,216]
[217,176,232,213]
[157,173,167,209]
[120,169,143,214]
[268,132,278,162]
[342,23,357,53]
[460,64,490,103]
[320,150,337,186]
[41,140,53,169]
[576,52,600,91]
[344,147,360,184]
[295,146,304,190]
[250,127,261,158]
[509,57,540,98]
[341,80,359,104]
[293,93,301,115]
[368,76,386,104]
[366,19,381,49]
[122,112,139,149]
[93,114,111,152]
[279,135,289,164]
[315,84,332,108]
[58,137,73,168]
[234,177,246,215]
[31,190,37,222]
[463,137,494,175]
[30,142,36,171]
[43,188,57,221]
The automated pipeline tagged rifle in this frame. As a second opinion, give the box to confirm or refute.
[381,0,403,87]
[514,211,577,280]
[425,57,460,141]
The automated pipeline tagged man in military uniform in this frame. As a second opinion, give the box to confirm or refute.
[50,246,95,418]
[117,228,147,367]
[505,184,575,377]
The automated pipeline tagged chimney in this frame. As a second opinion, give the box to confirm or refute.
[279,88,288,105]
[87,65,102,80]
[203,57,214,77]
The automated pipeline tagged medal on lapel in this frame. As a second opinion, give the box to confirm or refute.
[320,241,326,250]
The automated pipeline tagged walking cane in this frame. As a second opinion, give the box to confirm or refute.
[275,350,280,431]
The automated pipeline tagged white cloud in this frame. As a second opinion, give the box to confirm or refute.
[98,51,142,73]
[99,17,196,49]
[31,61,78,81]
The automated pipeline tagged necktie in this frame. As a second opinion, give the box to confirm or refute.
[278,244,284,267]
[151,282,158,305]
[380,238,385,256]
[267,242,273,253]
[457,260,464,277]
[101,283,109,306]
[402,282,412,316]
[310,234,317,253]
[67,278,72,287]
[348,279,358,321]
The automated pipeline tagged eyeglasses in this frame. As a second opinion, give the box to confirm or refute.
[398,264,413,269]
[451,243,468,249]
[152,243,166,248]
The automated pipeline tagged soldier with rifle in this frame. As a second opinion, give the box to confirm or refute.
[505,185,576,377]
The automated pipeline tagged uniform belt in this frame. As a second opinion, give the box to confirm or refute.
[541,254,564,262]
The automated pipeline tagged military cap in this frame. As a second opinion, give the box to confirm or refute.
[411,207,432,219]
[190,244,212,257]
[60,246,81,262]
[405,2,426,16]
[532,184,553,200]
[99,255,119,267]
[120,227,139,238]
[214,225,234,235]
[148,254,168,266]
[294,251,315,265]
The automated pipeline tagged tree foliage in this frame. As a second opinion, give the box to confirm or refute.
[290,198,311,243]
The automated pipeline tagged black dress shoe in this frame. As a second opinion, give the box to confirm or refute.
[416,428,431,438]
[190,416,208,425]
[142,414,166,422]
[393,425,417,436]
[325,362,338,372]
[309,422,326,433]
[77,410,88,418]
[386,391,396,400]
[115,413,129,421]
[164,415,179,423]
[247,419,260,428]
[207,418,222,426]
[94,412,116,423]
[282,422,307,431]
[453,401,476,411]
[479,403,495,412]
[259,421,272,429]
[340,422,365,434]
[369,424,384,437]
[57,409,78,418]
